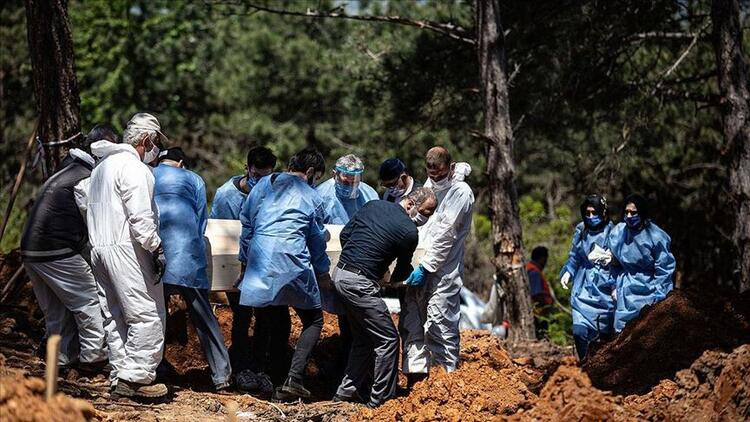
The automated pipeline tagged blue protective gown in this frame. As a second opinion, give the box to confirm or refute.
[154,163,209,289]
[561,222,616,340]
[210,176,246,219]
[238,173,330,309]
[315,178,379,224]
[608,221,675,332]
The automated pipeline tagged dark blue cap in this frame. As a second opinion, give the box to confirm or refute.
[379,158,407,181]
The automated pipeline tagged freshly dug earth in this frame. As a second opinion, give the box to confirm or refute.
[584,289,750,395]
[0,369,101,421]
[357,331,541,421]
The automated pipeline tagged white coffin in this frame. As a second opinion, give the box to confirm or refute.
[205,219,425,291]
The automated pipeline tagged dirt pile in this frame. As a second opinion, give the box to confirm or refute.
[584,289,750,394]
[509,357,634,421]
[652,344,750,421]
[358,331,539,421]
[0,370,101,421]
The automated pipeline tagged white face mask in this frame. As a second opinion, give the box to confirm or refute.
[411,212,429,227]
[386,186,406,199]
[142,142,160,164]
[428,174,452,193]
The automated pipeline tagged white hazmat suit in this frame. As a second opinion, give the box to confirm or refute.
[86,140,165,384]
[400,172,474,373]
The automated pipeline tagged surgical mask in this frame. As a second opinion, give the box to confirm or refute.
[585,215,602,227]
[246,176,260,191]
[142,144,160,164]
[386,186,406,199]
[411,212,429,227]
[335,181,360,199]
[429,174,452,193]
[625,215,641,228]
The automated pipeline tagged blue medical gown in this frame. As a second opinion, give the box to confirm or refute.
[315,178,379,224]
[609,221,675,332]
[154,164,209,289]
[238,173,331,309]
[210,176,246,219]
[561,222,616,339]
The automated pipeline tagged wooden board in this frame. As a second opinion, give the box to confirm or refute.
[205,219,425,291]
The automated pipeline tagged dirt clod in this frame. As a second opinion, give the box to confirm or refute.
[0,370,101,421]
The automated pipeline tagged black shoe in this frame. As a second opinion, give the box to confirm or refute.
[273,377,310,401]
[332,393,363,404]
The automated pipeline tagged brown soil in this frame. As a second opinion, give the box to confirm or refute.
[583,289,750,395]
[2,252,748,421]
[357,331,540,421]
[0,368,101,421]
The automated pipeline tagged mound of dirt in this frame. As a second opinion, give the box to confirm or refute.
[358,331,540,421]
[0,370,101,421]
[584,289,750,395]
[509,357,634,421]
[656,344,750,421]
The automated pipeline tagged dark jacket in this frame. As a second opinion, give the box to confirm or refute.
[20,152,94,262]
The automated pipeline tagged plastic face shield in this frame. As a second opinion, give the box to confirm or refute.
[334,166,363,199]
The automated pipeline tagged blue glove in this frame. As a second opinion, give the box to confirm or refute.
[404,265,427,287]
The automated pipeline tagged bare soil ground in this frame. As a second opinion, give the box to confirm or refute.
[1,253,748,421]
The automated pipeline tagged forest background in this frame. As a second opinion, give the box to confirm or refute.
[2,0,748,344]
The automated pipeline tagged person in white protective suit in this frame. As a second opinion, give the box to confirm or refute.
[20,125,118,373]
[400,146,474,387]
[86,112,169,399]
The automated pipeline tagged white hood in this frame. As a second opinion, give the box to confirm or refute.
[68,148,95,167]
[90,140,139,160]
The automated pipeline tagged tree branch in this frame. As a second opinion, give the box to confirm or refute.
[206,1,475,45]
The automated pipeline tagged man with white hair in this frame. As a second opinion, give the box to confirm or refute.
[316,154,379,224]
[87,112,168,399]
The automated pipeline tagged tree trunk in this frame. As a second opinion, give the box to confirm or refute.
[477,0,535,340]
[711,0,750,292]
[25,0,81,175]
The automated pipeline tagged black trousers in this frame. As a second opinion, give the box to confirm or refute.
[227,291,253,372]
[254,305,323,382]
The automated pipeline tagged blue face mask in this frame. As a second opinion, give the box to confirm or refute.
[335,181,359,199]
[246,176,259,191]
[625,215,641,228]
[586,215,602,227]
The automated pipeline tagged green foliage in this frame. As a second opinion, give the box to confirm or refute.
[1,0,746,303]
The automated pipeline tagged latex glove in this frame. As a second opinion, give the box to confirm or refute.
[588,244,613,266]
[317,272,334,290]
[404,265,427,287]
[611,289,618,301]
[152,245,166,282]
[560,272,571,290]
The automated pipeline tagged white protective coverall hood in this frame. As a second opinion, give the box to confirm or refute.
[400,172,474,374]
[86,140,165,384]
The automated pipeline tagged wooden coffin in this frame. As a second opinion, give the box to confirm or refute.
[205,218,426,291]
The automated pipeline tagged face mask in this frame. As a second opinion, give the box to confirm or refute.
[386,186,406,199]
[246,176,259,191]
[585,215,602,227]
[625,215,641,228]
[411,212,429,227]
[335,181,359,199]
[142,144,160,164]
[429,175,452,193]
